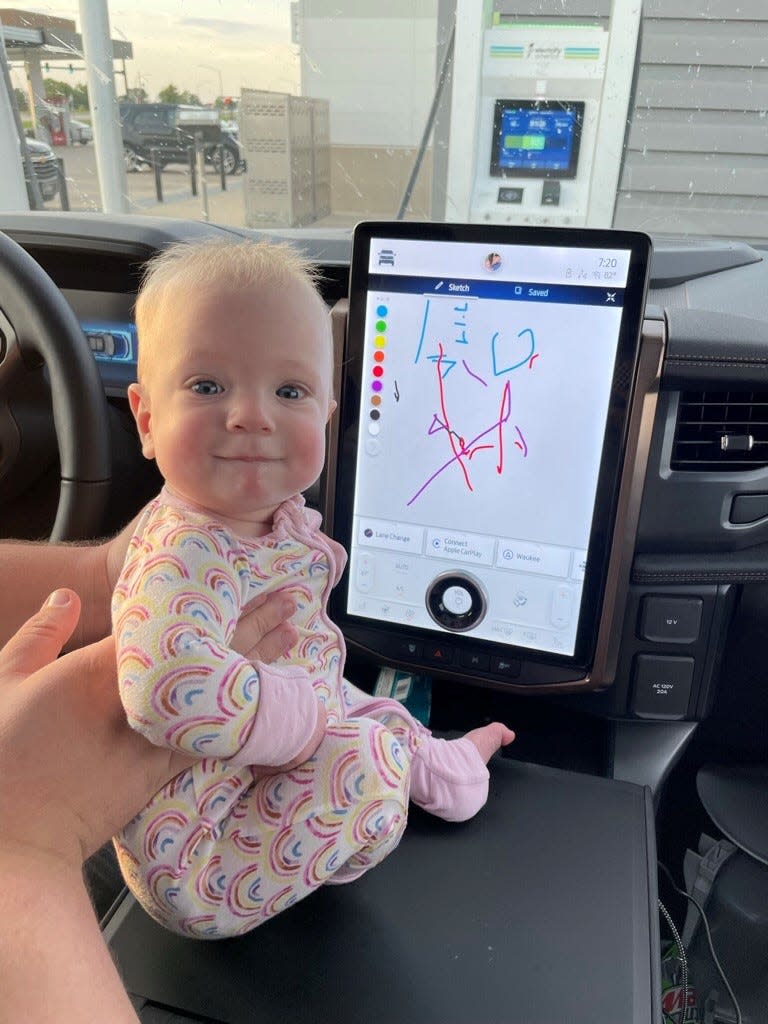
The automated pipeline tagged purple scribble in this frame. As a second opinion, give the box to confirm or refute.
[515,426,528,457]
[462,360,487,386]
[407,399,513,506]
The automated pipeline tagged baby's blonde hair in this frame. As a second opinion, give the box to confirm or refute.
[135,238,329,378]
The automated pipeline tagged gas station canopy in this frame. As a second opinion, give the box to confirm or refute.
[0,8,131,62]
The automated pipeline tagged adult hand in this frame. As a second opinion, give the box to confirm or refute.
[0,589,194,869]
[235,591,299,664]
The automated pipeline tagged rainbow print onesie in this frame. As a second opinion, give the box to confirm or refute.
[112,488,490,938]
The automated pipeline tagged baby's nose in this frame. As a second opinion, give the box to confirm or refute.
[227,394,274,432]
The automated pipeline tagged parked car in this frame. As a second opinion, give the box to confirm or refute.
[118,102,243,174]
[216,127,245,173]
[68,118,93,145]
[23,137,60,203]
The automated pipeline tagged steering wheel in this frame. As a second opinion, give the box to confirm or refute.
[0,230,111,540]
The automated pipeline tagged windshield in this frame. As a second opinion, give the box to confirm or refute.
[1,0,766,245]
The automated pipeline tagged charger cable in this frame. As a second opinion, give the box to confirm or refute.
[658,896,688,1023]
[658,861,742,1024]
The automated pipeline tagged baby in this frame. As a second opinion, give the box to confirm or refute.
[112,239,514,938]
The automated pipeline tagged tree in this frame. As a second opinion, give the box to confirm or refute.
[13,87,28,112]
[158,83,202,106]
[44,77,73,101]
[71,84,88,110]
[123,87,148,103]
[158,83,181,104]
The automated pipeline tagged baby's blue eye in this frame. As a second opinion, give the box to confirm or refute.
[191,380,223,396]
[276,384,304,400]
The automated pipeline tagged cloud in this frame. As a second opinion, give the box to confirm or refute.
[178,17,268,36]
[12,1,298,100]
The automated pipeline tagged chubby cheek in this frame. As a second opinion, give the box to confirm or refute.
[152,418,208,484]
[293,424,327,485]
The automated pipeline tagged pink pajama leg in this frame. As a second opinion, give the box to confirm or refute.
[340,678,490,823]
[114,716,408,939]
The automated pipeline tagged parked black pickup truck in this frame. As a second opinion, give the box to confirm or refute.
[119,102,243,175]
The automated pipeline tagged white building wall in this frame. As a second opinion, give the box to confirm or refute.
[296,0,768,237]
[296,1,438,148]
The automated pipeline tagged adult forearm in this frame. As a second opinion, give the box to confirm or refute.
[0,850,138,1024]
[0,540,109,649]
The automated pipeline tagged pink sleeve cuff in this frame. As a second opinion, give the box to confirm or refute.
[409,737,490,823]
[229,666,319,768]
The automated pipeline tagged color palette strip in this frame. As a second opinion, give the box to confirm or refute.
[370,304,386,433]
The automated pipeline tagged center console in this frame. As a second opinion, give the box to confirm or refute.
[105,759,660,1024]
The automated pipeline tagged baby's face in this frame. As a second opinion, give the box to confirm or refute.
[129,278,335,534]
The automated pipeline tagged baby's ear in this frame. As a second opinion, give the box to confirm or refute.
[326,398,338,423]
[127,382,156,460]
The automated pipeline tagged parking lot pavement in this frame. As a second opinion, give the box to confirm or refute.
[45,142,248,226]
[43,142,360,229]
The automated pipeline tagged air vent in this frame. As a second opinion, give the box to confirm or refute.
[671,390,768,471]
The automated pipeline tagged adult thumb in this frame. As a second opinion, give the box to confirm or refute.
[0,589,82,682]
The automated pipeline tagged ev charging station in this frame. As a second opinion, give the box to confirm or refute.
[445,1,642,228]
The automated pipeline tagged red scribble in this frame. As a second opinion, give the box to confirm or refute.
[468,445,494,460]
[496,380,511,474]
[437,343,472,491]
[514,441,524,451]
[528,353,539,369]
[408,382,515,506]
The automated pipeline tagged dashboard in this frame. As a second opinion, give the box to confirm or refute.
[3,212,768,738]
[5,212,767,1024]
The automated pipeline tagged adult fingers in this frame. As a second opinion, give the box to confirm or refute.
[251,621,299,665]
[68,637,193,788]
[0,589,82,683]
[233,592,297,663]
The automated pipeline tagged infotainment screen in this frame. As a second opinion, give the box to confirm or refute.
[490,100,585,179]
[330,223,651,683]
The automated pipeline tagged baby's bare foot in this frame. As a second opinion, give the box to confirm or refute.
[464,722,515,764]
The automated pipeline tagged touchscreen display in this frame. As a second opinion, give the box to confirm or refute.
[491,100,584,179]
[334,225,649,669]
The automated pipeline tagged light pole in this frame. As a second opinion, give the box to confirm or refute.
[114,25,131,96]
[136,72,151,101]
[198,64,223,100]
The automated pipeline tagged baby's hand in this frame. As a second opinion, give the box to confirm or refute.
[463,722,515,764]
[279,700,328,770]
[250,700,327,778]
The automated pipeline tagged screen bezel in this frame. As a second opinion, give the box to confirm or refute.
[330,222,652,678]
[490,99,585,180]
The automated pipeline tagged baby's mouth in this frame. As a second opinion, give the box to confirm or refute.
[218,454,279,463]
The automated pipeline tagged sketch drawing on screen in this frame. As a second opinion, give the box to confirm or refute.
[406,296,538,507]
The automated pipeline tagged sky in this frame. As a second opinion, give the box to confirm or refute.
[10,1,299,102]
